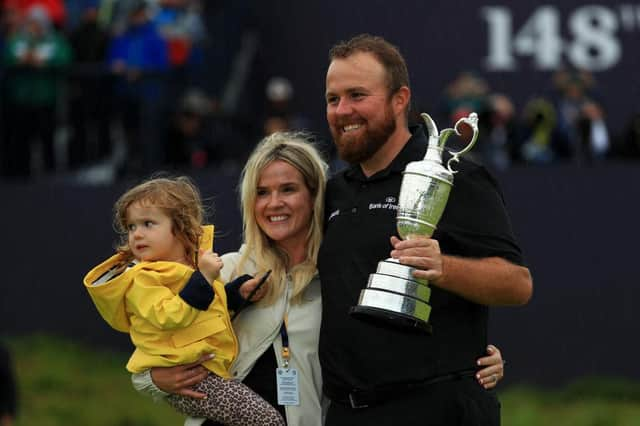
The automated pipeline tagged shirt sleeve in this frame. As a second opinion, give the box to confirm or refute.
[130,372,209,426]
[225,274,253,312]
[131,370,169,402]
[437,162,525,265]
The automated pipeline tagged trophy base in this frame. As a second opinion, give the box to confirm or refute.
[349,259,433,334]
[350,305,432,334]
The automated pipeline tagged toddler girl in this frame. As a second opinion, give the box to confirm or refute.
[83,176,284,426]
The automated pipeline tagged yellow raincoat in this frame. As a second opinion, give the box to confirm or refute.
[83,226,238,376]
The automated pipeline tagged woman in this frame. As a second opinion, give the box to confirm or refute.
[134,132,505,425]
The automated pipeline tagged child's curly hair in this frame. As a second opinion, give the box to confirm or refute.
[113,176,205,267]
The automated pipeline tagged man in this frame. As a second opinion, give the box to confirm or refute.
[135,33,516,426]
[0,343,17,426]
[317,34,532,425]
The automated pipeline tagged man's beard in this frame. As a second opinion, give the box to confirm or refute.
[333,107,396,165]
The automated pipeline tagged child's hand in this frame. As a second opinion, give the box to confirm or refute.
[239,274,268,301]
[198,249,223,282]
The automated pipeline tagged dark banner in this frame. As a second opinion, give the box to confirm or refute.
[254,1,640,136]
[1,164,638,386]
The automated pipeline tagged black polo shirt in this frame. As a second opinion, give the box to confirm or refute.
[318,125,524,396]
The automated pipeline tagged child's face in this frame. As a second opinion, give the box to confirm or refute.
[125,201,186,263]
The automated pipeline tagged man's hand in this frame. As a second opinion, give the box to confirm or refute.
[150,354,213,399]
[390,236,533,306]
[390,235,444,284]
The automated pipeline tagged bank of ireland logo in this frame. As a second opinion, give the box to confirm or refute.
[369,196,398,211]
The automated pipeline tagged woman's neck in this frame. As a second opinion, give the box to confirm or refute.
[279,242,307,269]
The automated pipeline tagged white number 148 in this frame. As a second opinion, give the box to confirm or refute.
[482,5,623,71]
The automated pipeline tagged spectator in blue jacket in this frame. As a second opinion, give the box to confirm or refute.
[107,0,169,176]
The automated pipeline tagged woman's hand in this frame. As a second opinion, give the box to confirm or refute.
[476,344,504,389]
[150,354,213,399]
[239,274,269,301]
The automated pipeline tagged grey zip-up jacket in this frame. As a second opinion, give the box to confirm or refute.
[132,245,327,426]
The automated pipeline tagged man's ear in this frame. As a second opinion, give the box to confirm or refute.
[393,86,411,117]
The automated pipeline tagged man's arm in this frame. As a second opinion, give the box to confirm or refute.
[390,236,532,306]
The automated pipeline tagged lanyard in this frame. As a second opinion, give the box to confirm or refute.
[279,315,290,368]
[276,313,300,406]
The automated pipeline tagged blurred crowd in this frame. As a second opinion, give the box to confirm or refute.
[0,0,289,182]
[430,70,640,171]
[1,2,639,182]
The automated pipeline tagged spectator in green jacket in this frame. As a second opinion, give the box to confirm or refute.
[2,5,71,178]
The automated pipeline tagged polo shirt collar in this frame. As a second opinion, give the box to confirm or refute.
[343,125,428,182]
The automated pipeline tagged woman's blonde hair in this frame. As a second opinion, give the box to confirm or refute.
[113,176,205,267]
[237,132,328,304]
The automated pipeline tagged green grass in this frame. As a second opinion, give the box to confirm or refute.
[4,334,183,426]
[501,381,640,426]
[4,334,640,425]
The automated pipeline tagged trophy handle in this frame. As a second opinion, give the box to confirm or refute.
[444,112,479,173]
[420,113,441,148]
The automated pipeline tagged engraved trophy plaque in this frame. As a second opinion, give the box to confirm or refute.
[350,112,479,333]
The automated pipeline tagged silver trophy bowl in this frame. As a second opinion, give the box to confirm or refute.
[350,112,479,333]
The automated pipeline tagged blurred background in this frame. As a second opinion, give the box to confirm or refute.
[1,0,639,424]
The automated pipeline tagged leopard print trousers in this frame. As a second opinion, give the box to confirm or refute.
[167,373,285,426]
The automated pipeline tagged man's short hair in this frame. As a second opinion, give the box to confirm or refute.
[328,33,410,96]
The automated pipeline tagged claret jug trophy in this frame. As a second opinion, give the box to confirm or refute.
[350,112,479,333]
